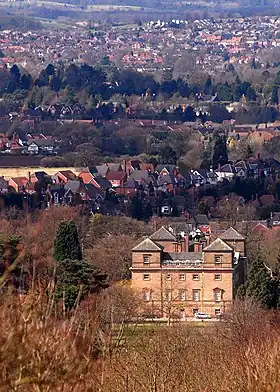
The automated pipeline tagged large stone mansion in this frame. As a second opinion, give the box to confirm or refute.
[131,226,246,318]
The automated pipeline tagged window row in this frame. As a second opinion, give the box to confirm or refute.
[143,289,223,302]
[142,254,223,265]
[143,273,222,281]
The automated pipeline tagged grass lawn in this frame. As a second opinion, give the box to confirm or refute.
[87,4,142,11]
[112,23,139,29]
[119,320,217,337]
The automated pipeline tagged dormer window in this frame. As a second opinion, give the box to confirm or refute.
[143,255,150,264]
[214,255,222,264]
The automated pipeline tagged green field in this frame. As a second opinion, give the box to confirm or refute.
[87,4,142,10]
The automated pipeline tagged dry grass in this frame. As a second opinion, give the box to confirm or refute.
[0,289,280,392]
[0,167,80,179]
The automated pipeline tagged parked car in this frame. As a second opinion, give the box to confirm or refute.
[194,312,211,320]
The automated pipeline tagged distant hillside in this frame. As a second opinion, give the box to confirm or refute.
[0,14,42,30]
[30,0,280,9]
[2,0,280,24]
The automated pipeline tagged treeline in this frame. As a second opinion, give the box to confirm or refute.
[26,64,261,101]
[0,14,42,30]
[0,63,264,101]
[2,62,280,127]
[0,62,273,110]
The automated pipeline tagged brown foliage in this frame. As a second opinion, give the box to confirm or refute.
[21,206,89,279]
[0,291,280,392]
[88,214,152,243]
[85,215,152,282]
[85,234,135,281]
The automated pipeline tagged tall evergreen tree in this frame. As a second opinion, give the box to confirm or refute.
[20,74,32,90]
[251,57,258,69]
[35,69,49,87]
[53,220,107,309]
[204,76,212,94]
[53,221,82,262]
[246,86,257,101]
[131,195,143,220]
[246,255,275,309]
[271,86,279,105]
[274,71,280,86]
[10,64,21,84]
[212,135,228,169]
[55,258,107,309]
[184,106,196,122]
[45,63,55,76]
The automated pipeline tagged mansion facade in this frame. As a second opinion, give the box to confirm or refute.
[131,226,246,318]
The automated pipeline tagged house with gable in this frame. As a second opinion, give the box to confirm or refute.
[90,176,112,192]
[188,170,206,187]
[8,177,29,193]
[27,139,56,155]
[156,164,179,176]
[64,180,86,204]
[0,177,8,194]
[131,225,246,319]
[53,170,76,184]
[106,171,127,188]
[215,164,236,182]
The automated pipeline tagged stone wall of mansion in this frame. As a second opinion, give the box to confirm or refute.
[131,226,246,318]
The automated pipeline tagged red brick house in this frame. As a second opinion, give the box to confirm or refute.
[106,171,127,188]
[8,177,29,192]
[54,170,76,184]
[79,171,95,184]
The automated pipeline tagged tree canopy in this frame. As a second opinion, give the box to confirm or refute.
[53,220,82,262]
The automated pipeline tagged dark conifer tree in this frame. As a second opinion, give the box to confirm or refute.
[131,195,143,220]
[53,220,107,309]
[212,135,228,169]
[246,255,275,309]
[271,86,279,105]
[53,220,82,262]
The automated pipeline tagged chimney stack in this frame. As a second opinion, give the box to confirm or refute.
[194,241,200,253]
[201,238,207,250]
[184,235,189,252]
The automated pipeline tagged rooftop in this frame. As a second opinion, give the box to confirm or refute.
[162,252,203,266]
[149,226,176,241]
[219,227,245,241]
[132,238,163,252]
[203,238,233,252]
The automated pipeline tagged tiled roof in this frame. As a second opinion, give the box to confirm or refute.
[57,170,76,180]
[132,238,163,252]
[149,226,176,241]
[156,164,176,173]
[106,171,126,181]
[129,170,152,181]
[203,238,233,252]
[10,176,28,186]
[195,214,209,225]
[64,180,82,194]
[163,252,202,261]
[219,227,245,240]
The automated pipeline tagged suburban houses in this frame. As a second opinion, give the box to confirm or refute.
[1,16,280,74]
